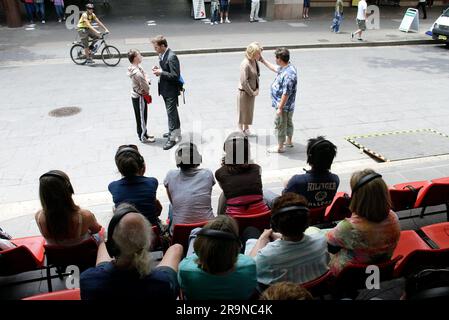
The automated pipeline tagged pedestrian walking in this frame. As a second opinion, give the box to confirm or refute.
[210,0,220,25]
[351,0,367,41]
[127,49,155,144]
[250,0,261,22]
[220,0,231,23]
[416,0,427,19]
[23,0,35,24]
[151,35,183,150]
[260,48,298,154]
[303,0,311,19]
[51,0,65,23]
[330,0,344,33]
[237,42,262,137]
[34,0,46,24]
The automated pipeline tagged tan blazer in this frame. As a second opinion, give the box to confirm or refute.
[238,58,260,96]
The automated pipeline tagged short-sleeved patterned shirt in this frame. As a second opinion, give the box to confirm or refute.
[326,211,401,275]
[270,63,298,112]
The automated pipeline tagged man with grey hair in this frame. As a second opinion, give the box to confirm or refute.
[80,203,183,300]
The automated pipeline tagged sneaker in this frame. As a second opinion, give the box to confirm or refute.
[86,59,95,65]
[58,19,62,23]
[41,20,45,24]
[283,142,294,148]
[220,18,223,24]
[210,22,214,25]
[268,147,286,154]
[250,19,255,23]
[243,129,257,137]
[357,38,363,41]
[141,136,156,143]
[225,18,231,23]
[214,21,218,24]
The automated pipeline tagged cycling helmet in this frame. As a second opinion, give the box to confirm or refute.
[86,3,94,9]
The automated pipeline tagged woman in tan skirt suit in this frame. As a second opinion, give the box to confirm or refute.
[238,42,262,137]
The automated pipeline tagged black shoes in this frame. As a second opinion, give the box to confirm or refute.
[163,140,177,150]
[163,132,170,138]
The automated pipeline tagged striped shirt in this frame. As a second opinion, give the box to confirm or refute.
[326,211,401,275]
[245,229,329,285]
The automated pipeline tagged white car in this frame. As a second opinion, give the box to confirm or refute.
[432,7,449,44]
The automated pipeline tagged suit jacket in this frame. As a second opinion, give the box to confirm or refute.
[158,48,181,98]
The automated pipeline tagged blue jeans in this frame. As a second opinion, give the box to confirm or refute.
[210,3,219,23]
[34,3,45,21]
[55,5,64,19]
[331,12,343,32]
[25,3,35,22]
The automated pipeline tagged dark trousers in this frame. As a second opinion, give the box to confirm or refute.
[132,96,148,141]
[241,226,262,253]
[416,2,427,19]
[163,96,181,141]
[25,3,35,22]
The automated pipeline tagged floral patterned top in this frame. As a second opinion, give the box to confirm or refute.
[326,211,401,275]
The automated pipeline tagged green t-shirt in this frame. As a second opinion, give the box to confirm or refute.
[178,253,257,300]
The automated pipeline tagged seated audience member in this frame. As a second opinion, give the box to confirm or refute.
[283,136,339,208]
[245,193,329,286]
[108,145,162,228]
[0,226,15,251]
[260,281,313,300]
[35,170,103,246]
[164,143,215,234]
[178,215,257,300]
[80,203,183,300]
[215,132,269,216]
[327,169,401,275]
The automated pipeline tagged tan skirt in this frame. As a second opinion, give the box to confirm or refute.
[237,90,255,125]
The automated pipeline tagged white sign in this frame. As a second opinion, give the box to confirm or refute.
[399,8,419,33]
[192,0,206,20]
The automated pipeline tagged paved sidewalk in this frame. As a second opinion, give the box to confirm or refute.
[0,5,445,65]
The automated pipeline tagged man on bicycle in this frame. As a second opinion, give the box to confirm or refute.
[77,3,109,64]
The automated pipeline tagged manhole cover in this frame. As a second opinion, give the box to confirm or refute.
[48,106,81,117]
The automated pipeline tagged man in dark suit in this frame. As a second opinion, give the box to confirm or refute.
[151,35,182,150]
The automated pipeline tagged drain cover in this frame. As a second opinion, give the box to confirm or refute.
[48,106,81,117]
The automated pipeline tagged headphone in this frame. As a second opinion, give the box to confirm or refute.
[105,205,138,257]
[39,170,74,194]
[223,133,249,165]
[352,172,382,194]
[175,142,202,166]
[307,139,331,159]
[270,205,309,233]
[115,146,145,167]
[196,228,242,247]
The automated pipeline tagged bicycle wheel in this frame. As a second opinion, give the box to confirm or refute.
[70,44,87,65]
[101,45,121,66]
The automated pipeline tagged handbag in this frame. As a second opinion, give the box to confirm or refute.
[143,94,152,104]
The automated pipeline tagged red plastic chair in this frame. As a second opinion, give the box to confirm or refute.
[232,211,271,235]
[302,271,333,298]
[308,207,326,226]
[323,192,351,223]
[22,288,81,300]
[392,230,431,265]
[332,255,403,298]
[0,236,46,276]
[389,180,430,212]
[394,248,449,278]
[421,222,449,249]
[414,181,449,220]
[172,221,208,256]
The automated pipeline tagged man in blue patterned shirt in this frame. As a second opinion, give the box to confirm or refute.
[261,48,298,153]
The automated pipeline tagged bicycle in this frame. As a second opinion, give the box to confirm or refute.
[70,32,121,66]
